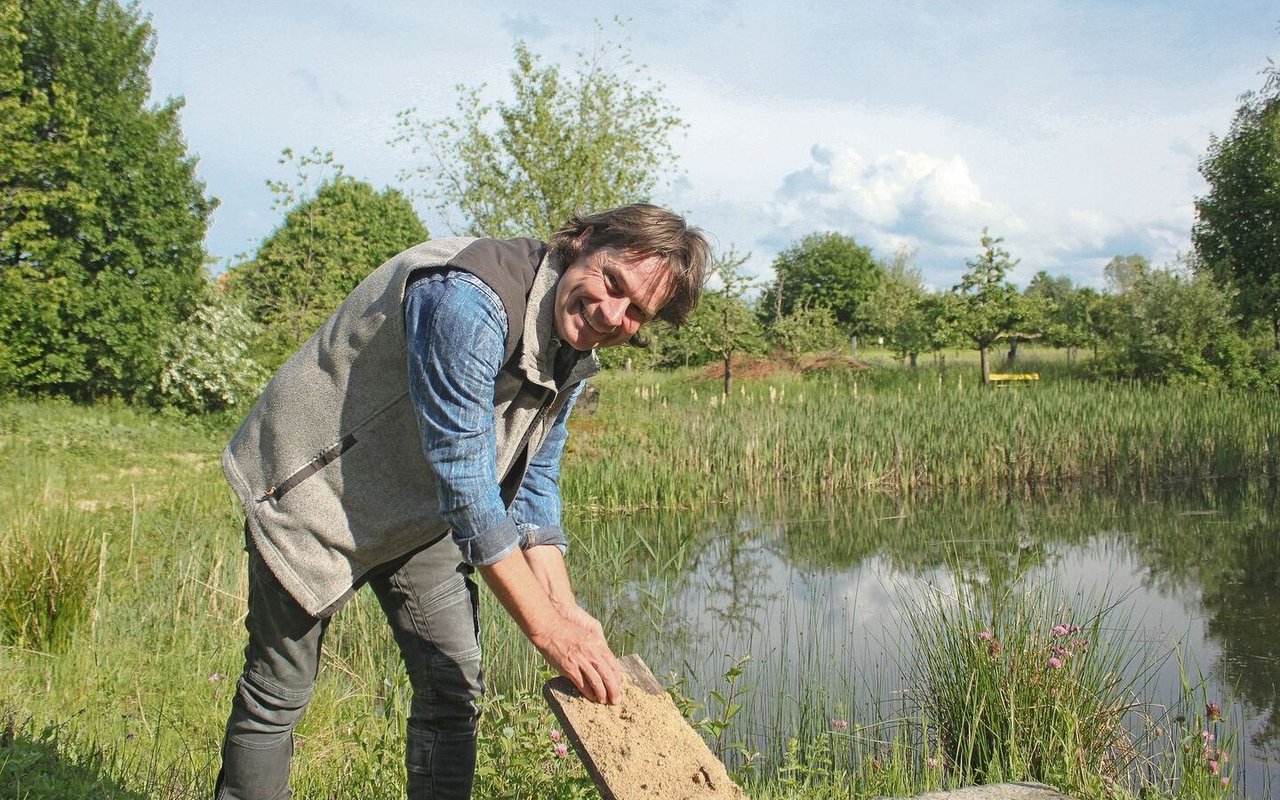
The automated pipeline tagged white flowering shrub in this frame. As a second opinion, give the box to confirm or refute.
[157,296,268,414]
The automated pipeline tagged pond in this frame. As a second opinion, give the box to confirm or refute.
[579,481,1279,795]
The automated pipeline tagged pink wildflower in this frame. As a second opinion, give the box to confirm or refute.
[831,718,849,731]
[1221,777,1230,788]
[208,672,225,683]
[1208,759,1220,776]
[977,630,993,641]
[1047,656,1063,669]
[554,742,569,759]
[1051,624,1069,637]
[549,729,561,742]
[927,757,939,769]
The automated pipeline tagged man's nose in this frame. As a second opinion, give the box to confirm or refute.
[600,295,628,329]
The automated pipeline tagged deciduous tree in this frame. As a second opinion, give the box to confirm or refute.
[1194,64,1280,347]
[0,0,213,400]
[394,25,682,239]
[857,247,933,366]
[761,231,883,331]
[227,152,428,369]
[944,230,1032,384]
[663,249,765,395]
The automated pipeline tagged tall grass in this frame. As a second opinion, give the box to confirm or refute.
[566,362,1278,510]
[902,584,1146,795]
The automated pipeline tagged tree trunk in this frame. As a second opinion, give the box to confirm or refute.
[908,351,918,367]
[723,351,733,397]
[1006,338,1018,363]
[980,346,991,386]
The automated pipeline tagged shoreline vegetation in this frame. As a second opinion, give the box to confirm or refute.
[1,353,1273,798]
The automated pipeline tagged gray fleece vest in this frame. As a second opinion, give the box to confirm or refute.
[222,237,599,616]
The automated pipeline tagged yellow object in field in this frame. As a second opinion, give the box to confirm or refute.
[988,372,1040,384]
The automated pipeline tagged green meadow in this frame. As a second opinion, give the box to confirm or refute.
[1,353,1275,798]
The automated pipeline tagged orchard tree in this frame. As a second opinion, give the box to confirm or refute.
[665,249,765,395]
[0,0,213,400]
[394,25,682,239]
[1025,272,1103,362]
[857,247,933,366]
[1194,65,1280,347]
[944,230,1032,384]
[761,231,883,330]
[228,151,428,369]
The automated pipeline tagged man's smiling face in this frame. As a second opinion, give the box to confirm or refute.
[553,245,674,351]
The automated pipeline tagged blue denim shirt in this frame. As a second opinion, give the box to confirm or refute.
[404,269,579,567]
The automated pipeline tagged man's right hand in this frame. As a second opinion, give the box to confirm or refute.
[476,550,621,704]
[530,610,621,704]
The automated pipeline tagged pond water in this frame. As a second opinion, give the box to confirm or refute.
[581,481,1279,795]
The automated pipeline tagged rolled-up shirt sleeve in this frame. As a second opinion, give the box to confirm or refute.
[404,271,519,567]
[512,382,582,555]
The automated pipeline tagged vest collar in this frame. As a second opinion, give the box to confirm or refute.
[518,249,600,391]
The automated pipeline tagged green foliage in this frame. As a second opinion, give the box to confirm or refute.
[1096,263,1257,386]
[1024,272,1103,356]
[856,249,939,364]
[659,250,767,387]
[473,691,595,799]
[156,291,267,415]
[943,230,1034,381]
[0,712,146,799]
[227,151,428,369]
[0,0,213,401]
[1194,64,1280,346]
[761,232,883,331]
[395,22,682,239]
[768,306,848,357]
[1104,253,1149,296]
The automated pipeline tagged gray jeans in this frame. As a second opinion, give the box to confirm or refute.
[215,531,484,800]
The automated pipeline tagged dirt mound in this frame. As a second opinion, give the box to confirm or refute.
[700,352,868,380]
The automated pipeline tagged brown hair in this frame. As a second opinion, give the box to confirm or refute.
[547,204,710,327]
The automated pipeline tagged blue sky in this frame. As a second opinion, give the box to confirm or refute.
[137,1,1277,289]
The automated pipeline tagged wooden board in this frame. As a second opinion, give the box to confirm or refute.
[543,654,746,800]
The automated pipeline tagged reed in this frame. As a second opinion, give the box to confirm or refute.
[564,362,1277,511]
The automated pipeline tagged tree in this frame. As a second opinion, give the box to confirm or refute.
[1099,261,1253,386]
[857,247,933,366]
[1194,64,1280,348]
[227,151,428,369]
[662,249,765,395]
[1102,254,1148,296]
[767,306,847,357]
[1025,272,1103,362]
[156,288,267,415]
[0,0,214,401]
[761,231,883,330]
[944,230,1032,384]
[394,25,682,239]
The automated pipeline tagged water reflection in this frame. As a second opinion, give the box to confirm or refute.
[573,482,1279,792]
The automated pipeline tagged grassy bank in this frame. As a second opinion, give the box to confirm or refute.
[0,358,1267,798]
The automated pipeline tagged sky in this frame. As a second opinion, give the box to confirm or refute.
[136,1,1278,290]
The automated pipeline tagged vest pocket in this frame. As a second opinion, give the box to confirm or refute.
[263,433,359,501]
